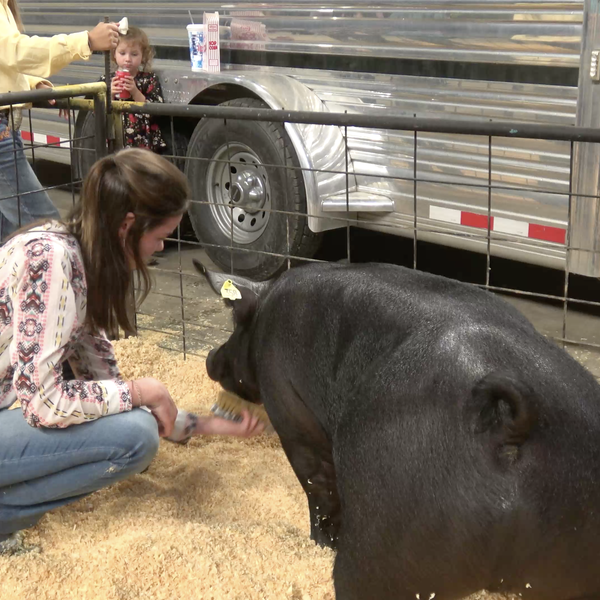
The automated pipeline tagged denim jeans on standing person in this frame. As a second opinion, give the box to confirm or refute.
[0,407,160,539]
[0,113,60,242]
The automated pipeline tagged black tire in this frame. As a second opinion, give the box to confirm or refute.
[158,119,189,173]
[73,111,189,176]
[73,109,96,183]
[158,124,195,238]
[74,110,195,239]
[184,97,321,280]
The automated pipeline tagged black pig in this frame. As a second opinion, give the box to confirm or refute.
[195,259,600,600]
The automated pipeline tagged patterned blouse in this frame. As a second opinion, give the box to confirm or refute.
[101,71,168,153]
[0,222,132,428]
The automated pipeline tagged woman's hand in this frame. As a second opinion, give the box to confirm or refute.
[87,22,120,52]
[35,82,69,119]
[196,410,266,438]
[129,377,178,437]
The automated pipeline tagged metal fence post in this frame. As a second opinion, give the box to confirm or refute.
[93,92,107,160]
[559,0,600,278]
[112,112,124,151]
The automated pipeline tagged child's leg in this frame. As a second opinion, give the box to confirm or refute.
[0,408,159,538]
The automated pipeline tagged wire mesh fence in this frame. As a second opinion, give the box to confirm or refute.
[3,83,600,360]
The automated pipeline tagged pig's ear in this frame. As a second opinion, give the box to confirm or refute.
[193,259,270,297]
[230,286,260,325]
[193,259,270,323]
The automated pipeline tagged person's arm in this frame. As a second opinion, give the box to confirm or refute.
[0,29,91,80]
[68,330,123,382]
[9,241,131,428]
[69,328,180,437]
[194,411,266,438]
[0,13,119,81]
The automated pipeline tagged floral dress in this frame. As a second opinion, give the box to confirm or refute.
[101,71,168,153]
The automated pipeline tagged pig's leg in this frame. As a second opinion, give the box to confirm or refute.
[330,397,500,600]
[260,383,341,548]
[278,435,341,549]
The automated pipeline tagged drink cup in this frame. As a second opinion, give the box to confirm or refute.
[115,68,130,99]
[187,24,205,72]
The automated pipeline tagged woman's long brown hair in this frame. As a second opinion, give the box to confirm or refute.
[8,0,24,31]
[67,148,190,336]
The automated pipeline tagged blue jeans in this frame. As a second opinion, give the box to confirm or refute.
[0,113,60,242]
[0,408,159,537]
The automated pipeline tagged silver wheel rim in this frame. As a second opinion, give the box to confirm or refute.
[206,142,272,244]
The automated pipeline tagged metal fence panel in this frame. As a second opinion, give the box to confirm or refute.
[3,85,600,358]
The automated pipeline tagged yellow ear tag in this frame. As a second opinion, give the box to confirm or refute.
[221,279,242,301]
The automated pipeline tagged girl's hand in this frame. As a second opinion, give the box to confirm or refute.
[196,410,266,438]
[129,377,178,438]
[110,75,123,99]
[120,76,145,102]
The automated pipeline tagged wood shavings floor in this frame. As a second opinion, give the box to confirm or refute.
[0,336,334,600]
[0,335,513,600]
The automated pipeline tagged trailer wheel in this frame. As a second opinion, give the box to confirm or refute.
[73,109,96,182]
[73,111,189,177]
[185,98,321,280]
[73,110,194,237]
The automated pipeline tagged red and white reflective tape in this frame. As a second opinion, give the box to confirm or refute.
[20,130,71,148]
[429,206,566,245]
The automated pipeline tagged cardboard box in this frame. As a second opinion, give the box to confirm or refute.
[231,19,267,41]
[230,18,267,51]
[203,12,220,73]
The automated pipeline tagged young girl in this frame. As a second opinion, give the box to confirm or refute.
[101,26,167,152]
[0,148,264,556]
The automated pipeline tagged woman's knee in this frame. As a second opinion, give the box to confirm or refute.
[118,409,160,473]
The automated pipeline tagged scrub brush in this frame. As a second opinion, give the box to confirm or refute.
[165,390,274,444]
[211,389,274,434]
